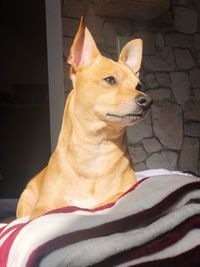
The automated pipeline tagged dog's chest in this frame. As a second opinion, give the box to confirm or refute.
[64,195,99,208]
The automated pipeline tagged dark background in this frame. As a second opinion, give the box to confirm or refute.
[0,0,51,198]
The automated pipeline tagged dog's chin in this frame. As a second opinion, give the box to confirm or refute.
[106,112,147,125]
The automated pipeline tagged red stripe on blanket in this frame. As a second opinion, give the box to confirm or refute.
[0,224,26,267]
[0,226,6,234]
[26,181,200,267]
[0,224,25,240]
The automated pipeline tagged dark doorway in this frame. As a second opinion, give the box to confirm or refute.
[0,0,51,198]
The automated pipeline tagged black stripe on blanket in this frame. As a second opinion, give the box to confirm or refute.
[131,246,200,267]
[95,215,200,267]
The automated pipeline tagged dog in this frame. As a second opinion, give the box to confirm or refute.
[16,18,152,219]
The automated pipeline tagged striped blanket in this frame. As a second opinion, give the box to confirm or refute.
[0,170,200,267]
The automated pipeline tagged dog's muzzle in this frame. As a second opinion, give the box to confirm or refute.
[106,94,152,122]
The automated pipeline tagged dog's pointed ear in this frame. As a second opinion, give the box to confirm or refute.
[67,17,100,74]
[118,39,143,74]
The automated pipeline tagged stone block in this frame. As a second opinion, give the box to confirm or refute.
[170,72,190,105]
[176,0,188,5]
[103,21,117,46]
[194,34,200,50]
[144,47,175,72]
[174,49,196,70]
[143,138,162,153]
[98,43,116,57]
[147,88,172,102]
[131,31,156,55]
[62,17,80,37]
[63,64,72,94]
[188,0,200,10]
[173,7,198,34]
[165,33,193,48]
[134,162,147,172]
[85,5,104,44]
[94,0,170,20]
[179,137,199,173]
[128,144,147,164]
[155,73,171,87]
[115,19,131,36]
[184,100,200,122]
[62,0,90,18]
[194,89,200,101]
[152,102,183,149]
[198,51,200,65]
[127,113,153,144]
[185,122,200,137]
[161,11,173,24]
[146,151,178,170]
[156,32,165,48]
[189,68,200,88]
[63,37,73,59]
[144,73,159,89]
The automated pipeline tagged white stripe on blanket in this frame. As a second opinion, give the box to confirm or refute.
[0,169,200,267]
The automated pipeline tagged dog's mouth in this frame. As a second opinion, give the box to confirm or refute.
[106,97,152,123]
[106,112,146,121]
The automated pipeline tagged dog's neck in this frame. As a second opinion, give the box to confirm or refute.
[56,90,136,193]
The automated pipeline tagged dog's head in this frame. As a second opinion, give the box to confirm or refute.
[67,18,152,127]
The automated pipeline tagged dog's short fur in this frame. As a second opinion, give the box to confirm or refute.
[16,18,152,219]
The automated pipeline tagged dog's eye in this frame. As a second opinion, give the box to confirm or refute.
[103,76,116,85]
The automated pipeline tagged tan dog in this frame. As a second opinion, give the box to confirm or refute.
[16,18,152,219]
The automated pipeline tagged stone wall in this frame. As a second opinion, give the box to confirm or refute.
[62,0,200,175]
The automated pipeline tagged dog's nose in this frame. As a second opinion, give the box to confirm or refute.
[135,94,152,110]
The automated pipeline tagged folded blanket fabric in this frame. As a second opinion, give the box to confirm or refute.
[0,170,200,267]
